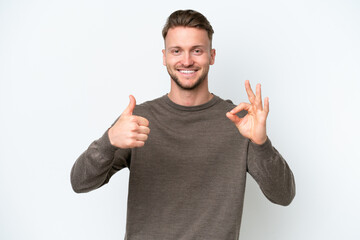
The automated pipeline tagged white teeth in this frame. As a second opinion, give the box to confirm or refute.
[179,70,195,74]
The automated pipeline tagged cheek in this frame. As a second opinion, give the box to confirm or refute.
[166,57,181,67]
[197,56,212,66]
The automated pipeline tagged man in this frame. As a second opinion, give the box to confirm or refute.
[71,9,295,240]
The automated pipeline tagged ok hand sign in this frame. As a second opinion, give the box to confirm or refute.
[226,80,269,145]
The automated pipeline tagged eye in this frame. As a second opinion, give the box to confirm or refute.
[193,49,203,55]
[171,49,181,55]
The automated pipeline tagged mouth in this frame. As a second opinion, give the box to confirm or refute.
[177,69,198,76]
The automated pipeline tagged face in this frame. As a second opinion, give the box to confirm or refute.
[162,27,216,90]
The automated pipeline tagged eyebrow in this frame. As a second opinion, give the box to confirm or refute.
[167,45,207,50]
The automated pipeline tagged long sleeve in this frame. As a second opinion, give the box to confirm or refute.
[70,129,131,193]
[247,138,295,206]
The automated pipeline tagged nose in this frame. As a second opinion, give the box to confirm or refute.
[181,52,194,67]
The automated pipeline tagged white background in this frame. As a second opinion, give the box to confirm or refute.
[1,0,359,239]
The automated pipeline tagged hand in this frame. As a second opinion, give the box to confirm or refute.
[226,80,269,145]
[108,95,150,148]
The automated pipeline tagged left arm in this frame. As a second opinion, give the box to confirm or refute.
[226,80,295,205]
[247,138,295,206]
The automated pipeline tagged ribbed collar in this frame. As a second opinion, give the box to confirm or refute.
[160,94,221,112]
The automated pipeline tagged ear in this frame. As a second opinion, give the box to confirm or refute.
[210,49,216,65]
[162,49,166,66]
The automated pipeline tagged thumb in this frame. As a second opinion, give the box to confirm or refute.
[122,95,136,116]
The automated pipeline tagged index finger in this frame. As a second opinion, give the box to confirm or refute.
[229,102,251,114]
[245,80,256,104]
[134,116,150,127]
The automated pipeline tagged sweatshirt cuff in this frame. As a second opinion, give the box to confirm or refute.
[96,129,119,155]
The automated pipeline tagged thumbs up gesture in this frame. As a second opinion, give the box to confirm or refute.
[108,95,150,148]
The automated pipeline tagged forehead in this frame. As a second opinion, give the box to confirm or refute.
[165,26,210,48]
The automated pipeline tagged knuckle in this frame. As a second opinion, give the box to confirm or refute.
[126,139,135,146]
[129,123,138,131]
[129,132,137,139]
[129,116,137,122]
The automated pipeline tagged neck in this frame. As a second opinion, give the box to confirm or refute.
[168,79,213,106]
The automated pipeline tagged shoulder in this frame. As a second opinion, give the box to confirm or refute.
[215,95,247,118]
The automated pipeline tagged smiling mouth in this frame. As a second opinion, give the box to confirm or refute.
[177,69,198,75]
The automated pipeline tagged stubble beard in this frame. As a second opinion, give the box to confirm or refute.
[166,65,210,91]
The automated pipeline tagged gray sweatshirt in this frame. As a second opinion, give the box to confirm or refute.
[71,94,295,240]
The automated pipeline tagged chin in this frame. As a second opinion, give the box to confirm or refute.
[174,76,206,90]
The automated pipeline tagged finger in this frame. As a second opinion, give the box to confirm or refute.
[134,116,149,127]
[138,125,150,134]
[255,83,263,110]
[122,95,136,116]
[264,97,269,113]
[133,141,145,148]
[229,102,251,115]
[136,133,148,142]
[245,80,256,104]
[226,112,242,125]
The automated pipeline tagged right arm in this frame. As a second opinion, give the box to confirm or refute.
[70,130,130,193]
[70,95,150,193]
